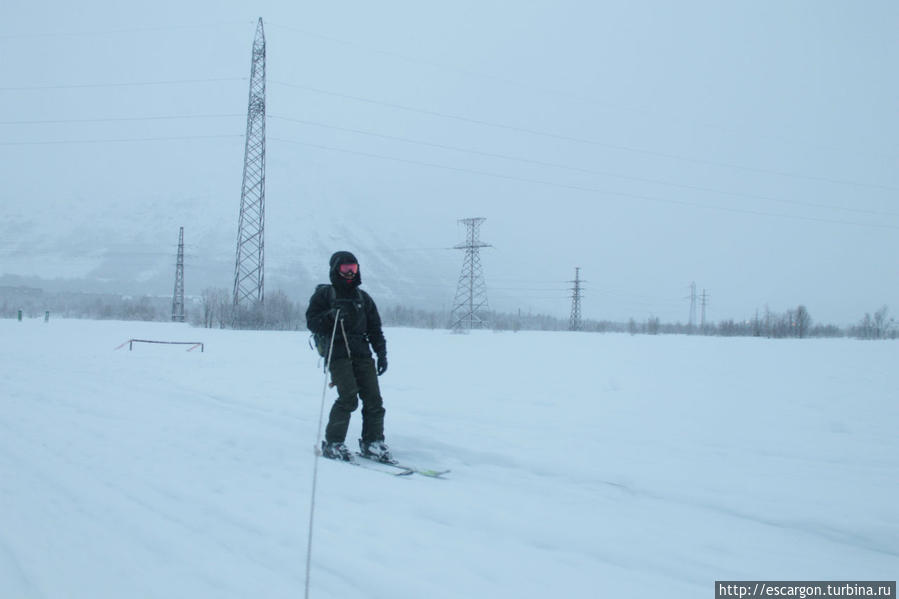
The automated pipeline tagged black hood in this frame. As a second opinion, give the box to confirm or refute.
[329,250,361,288]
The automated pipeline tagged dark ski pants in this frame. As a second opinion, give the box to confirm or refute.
[325,356,385,444]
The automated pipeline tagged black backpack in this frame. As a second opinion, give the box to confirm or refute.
[311,331,330,358]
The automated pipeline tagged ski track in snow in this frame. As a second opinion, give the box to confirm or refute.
[0,319,896,598]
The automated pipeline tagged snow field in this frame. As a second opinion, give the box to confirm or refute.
[0,318,896,598]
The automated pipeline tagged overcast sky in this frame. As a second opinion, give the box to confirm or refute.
[1,0,897,325]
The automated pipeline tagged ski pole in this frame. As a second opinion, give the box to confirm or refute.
[339,317,352,359]
[305,308,341,599]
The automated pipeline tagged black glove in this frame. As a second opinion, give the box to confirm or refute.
[376,354,388,376]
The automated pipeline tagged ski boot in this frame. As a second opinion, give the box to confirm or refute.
[359,439,396,464]
[321,441,352,461]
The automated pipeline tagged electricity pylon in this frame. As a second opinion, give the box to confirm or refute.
[700,288,710,332]
[569,267,583,331]
[687,281,697,333]
[450,218,491,330]
[171,226,185,322]
[232,17,266,321]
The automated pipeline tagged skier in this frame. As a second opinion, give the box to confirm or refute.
[306,251,392,463]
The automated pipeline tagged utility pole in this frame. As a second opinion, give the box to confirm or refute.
[700,288,709,333]
[450,217,491,331]
[569,267,584,331]
[171,226,185,322]
[232,17,266,324]
[691,282,698,328]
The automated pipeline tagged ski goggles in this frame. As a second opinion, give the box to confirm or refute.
[338,263,359,275]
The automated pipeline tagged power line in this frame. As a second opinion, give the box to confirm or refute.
[266,21,885,163]
[0,77,246,91]
[10,109,887,217]
[1,24,890,191]
[270,114,898,218]
[0,134,244,146]
[0,113,243,125]
[1,76,892,193]
[271,80,898,193]
[269,137,899,231]
[5,108,890,219]
[3,19,881,166]
[0,21,253,40]
[0,249,205,257]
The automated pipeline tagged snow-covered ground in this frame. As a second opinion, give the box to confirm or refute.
[1,318,896,598]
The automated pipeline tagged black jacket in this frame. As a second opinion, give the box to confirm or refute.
[305,251,387,360]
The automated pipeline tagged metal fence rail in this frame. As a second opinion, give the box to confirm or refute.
[116,339,204,352]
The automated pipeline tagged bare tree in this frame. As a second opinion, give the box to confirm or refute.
[628,318,638,335]
[262,290,302,330]
[200,288,231,329]
[795,305,812,339]
[851,306,895,339]
[200,288,216,328]
[873,306,893,339]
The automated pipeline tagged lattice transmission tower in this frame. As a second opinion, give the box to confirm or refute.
[171,226,185,322]
[569,267,584,331]
[700,288,710,332]
[689,281,697,330]
[232,17,266,319]
[450,218,491,331]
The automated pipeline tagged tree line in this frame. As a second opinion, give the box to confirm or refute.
[2,285,895,340]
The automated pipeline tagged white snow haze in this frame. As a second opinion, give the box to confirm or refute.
[1,0,897,324]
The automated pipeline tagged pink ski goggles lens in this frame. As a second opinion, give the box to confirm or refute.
[338,263,358,275]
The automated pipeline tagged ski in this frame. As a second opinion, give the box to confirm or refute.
[355,453,450,478]
[352,457,415,477]
[318,447,449,478]
[322,454,414,477]
[317,445,413,476]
